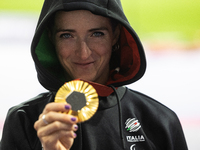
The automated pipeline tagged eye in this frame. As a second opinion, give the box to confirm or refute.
[92,32,104,37]
[60,33,72,39]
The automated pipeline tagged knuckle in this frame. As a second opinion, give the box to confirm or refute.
[45,103,52,112]
[39,114,43,119]
[46,112,55,122]
[53,121,61,129]
[37,129,43,138]
[34,121,38,130]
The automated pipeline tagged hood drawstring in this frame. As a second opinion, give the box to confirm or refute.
[109,85,125,149]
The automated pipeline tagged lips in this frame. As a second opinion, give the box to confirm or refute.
[74,62,94,68]
[75,62,93,65]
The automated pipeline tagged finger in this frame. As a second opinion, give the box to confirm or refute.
[43,111,77,125]
[34,112,78,130]
[42,102,71,115]
[37,120,78,137]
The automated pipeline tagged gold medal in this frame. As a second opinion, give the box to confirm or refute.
[55,80,99,122]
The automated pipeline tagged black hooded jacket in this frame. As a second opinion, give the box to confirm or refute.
[0,0,188,150]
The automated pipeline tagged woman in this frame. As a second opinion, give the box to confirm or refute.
[0,0,188,150]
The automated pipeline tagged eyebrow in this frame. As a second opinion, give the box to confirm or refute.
[88,27,109,32]
[55,29,75,33]
[55,27,109,33]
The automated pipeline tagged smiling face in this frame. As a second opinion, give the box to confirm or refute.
[51,10,120,84]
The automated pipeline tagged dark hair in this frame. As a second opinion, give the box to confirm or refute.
[110,18,119,32]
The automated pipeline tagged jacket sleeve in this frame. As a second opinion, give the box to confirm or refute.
[173,115,188,150]
[0,106,42,150]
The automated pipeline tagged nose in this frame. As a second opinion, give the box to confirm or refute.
[76,40,91,60]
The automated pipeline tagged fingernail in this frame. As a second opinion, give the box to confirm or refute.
[65,105,71,110]
[71,117,77,122]
[74,124,78,130]
[74,133,77,138]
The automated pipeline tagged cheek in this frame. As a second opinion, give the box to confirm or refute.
[55,41,72,59]
[88,39,112,56]
[56,47,66,60]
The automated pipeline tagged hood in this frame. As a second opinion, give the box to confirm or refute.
[31,0,146,92]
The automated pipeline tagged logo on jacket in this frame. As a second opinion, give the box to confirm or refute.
[125,118,141,132]
[130,144,136,150]
[126,135,145,142]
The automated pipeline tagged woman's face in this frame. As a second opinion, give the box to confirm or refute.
[52,10,119,84]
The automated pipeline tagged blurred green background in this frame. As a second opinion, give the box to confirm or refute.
[123,0,200,41]
[1,0,200,47]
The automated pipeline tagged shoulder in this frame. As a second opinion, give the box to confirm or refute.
[125,87,173,110]
[123,87,179,122]
[2,92,54,135]
[6,92,54,122]
[1,92,53,149]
